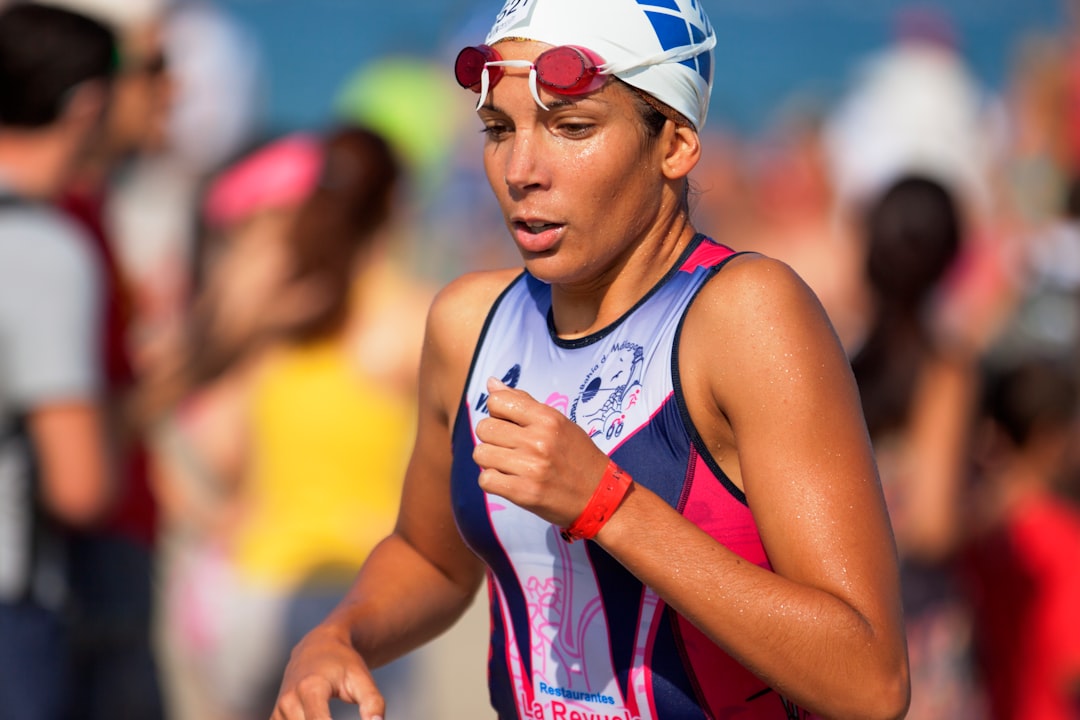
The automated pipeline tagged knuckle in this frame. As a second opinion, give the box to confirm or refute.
[520,486,544,507]
[472,445,490,466]
[475,466,495,489]
[295,674,329,698]
[531,436,553,455]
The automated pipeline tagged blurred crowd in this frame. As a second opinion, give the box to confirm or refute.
[0,1,1078,719]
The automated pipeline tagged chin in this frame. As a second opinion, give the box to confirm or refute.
[520,253,595,287]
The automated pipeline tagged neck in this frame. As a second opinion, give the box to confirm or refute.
[550,212,697,339]
[0,128,73,199]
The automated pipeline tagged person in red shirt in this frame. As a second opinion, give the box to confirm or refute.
[965,355,1080,720]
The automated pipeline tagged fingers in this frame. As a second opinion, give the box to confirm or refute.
[485,376,538,422]
[270,665,385,720]
[271,678,386,720]
[271,675,333,720]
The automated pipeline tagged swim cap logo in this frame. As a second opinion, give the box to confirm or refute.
[491,0,534,37]
[635,0,713,86]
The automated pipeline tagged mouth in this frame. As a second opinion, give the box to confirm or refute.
[514,219,561,234]
[511,218,564,253]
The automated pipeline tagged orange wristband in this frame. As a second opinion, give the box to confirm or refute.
[560,460,633,543]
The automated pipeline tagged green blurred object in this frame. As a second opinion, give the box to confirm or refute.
[335,56,463,196]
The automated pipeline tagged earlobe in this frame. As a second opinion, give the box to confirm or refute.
[661,122,701,180]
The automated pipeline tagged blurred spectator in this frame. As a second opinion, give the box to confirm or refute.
[334,55,515,282]
[964,355,1080,720]
[850,175,986,719]
[713,109,872,352]
[1003,34,1073,231]
[108,0,263,365]
[824,6,996,216]
[989,175,1080,370]
[0,4,117,717]
[163,0,263,176]
[143,131,323,720]
[142,124,432,720]
[35,0,175,716]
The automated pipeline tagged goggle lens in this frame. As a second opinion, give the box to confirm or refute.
[454,44,604,97]
[455,45,501,90]
[535,46,596,92]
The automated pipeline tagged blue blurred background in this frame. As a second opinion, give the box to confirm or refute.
[217,0,1065,136]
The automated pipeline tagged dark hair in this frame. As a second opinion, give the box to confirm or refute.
[283,124,401,341]
[618,78,693,138]
[0,4,117,128]
[851,175,964,437]
[614,79,696,213]
[864,175,962,307]
[983,356,1079,448]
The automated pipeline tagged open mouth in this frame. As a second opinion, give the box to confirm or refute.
[516,220,561,233]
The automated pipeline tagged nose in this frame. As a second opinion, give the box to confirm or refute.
[502,126,548,196]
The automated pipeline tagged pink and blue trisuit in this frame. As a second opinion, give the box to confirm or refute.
[451,234,816,720]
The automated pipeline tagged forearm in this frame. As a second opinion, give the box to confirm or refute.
[901,356,978,559]
[596,484,908,720]
[321,532,484,669]
[31,402,115,526]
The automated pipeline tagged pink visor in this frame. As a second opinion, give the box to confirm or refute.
[203,133,323,229]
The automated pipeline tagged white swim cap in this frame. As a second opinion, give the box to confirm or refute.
[483,0,715,129]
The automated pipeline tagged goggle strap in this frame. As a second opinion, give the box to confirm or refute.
[528,66,549,111]
[476,68,490,111]
[476,60,551,111]
[599,35,717,75]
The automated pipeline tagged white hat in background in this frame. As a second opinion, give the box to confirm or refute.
[35,0,166,32]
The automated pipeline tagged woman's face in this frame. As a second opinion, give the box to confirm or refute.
[478,40,677,286]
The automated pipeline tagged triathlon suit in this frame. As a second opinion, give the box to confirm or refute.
[451,235,814,720]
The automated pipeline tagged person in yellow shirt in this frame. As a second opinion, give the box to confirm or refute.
[143,125,431,720]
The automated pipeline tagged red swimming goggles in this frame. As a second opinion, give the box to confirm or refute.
[454,44,609,111]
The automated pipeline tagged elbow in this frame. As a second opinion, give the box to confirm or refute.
[858,655,910,720]
[49,484,114,528]
[876,664,911,720]
[44,468,116,528]
[823,647,909,720]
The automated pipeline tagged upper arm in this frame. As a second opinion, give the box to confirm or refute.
[392,269,520,594]
[3,223,102,405]
[3,223,111,525]
[684,255,901,620]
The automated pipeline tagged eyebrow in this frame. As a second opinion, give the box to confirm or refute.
[480,96,602,116]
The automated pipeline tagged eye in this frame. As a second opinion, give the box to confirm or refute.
[554,120,596,139]
[480,120,512,141]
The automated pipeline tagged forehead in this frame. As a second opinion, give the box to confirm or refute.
[482,39,638,112]
[490,38,554,61]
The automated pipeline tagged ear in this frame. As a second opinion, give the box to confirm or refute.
[660,122,701,181]
[59,80,110,128]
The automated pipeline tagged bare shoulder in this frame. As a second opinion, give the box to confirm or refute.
[422,267,523,419]
[689,252,830,328]
[425,267,523,351]
[680,251,854,440]
[682,252,842,365]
